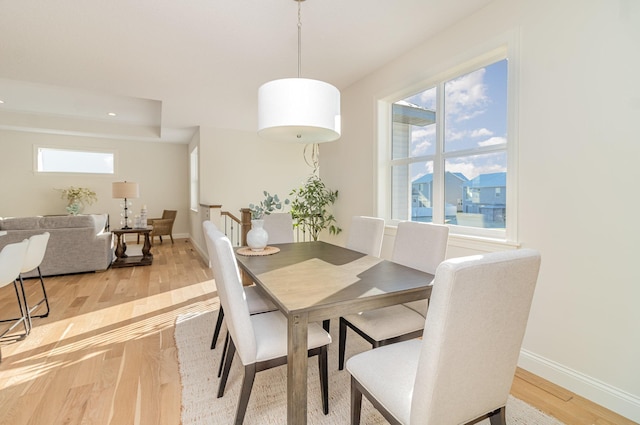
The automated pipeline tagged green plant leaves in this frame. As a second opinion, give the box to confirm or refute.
[289,175,341,241]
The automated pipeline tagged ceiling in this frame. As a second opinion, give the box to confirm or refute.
[0,0,493,143]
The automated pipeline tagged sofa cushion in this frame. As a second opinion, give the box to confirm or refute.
[0,216,42,230]
[41,215,96,230]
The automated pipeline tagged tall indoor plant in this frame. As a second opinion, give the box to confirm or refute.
[290,174,341,241]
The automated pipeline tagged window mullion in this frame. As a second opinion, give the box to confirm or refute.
[432,81,445,224]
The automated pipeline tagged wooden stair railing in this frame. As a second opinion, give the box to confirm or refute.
[204,205,308,246]
[201,204,246,247]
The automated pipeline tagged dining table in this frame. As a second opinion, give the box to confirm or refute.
[235,240,434,425]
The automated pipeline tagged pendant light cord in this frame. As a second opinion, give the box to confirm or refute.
[303,143,320,174]
[297,0,302,78]
[297,0,321,166]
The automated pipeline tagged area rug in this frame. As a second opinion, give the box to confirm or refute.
[175,310,565,425]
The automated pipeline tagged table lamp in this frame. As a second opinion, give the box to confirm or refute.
[112,181,139,229]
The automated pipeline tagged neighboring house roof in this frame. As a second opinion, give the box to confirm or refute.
[392,102,436,126]
[464,172,506,188]
[412,171,470,184]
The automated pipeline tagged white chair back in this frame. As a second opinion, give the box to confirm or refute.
[262,213,294,244]
[204,226,258,365]
[0,240,29,288]
[346,216,385,257]
[392,221,449,274]
[21,232,50,274]
[411,249,541,424]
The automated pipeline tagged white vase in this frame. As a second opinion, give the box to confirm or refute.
[247,219,269,251]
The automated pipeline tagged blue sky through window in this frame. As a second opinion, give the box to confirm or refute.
[399,59,508,182]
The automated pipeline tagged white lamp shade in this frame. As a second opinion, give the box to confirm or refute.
[112,181,139,199]
[258,78,341,143]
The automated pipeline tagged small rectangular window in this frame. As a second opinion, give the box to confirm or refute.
[190,147,199,211]
[36,147,114,174]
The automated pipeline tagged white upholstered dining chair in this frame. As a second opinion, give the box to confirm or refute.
[347,249,541,425]
[346,216,385,257]
[338,221,449,370]
[322,216,386,333]
[204,221,276,369]
[262,212,294,244]
[206,227,332,425]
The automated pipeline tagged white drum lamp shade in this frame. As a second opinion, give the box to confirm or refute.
[258,78,341,144]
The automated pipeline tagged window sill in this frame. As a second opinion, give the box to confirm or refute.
[383,224,519,253]
[448,233,519,252]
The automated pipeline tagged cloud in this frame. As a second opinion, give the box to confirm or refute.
[478,137,506,147]
[411,139,432,156]
[471,128,493,137]
[410,127,435,156]
[445,68,488,121]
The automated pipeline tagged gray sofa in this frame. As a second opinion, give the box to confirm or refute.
[0,214,113,277]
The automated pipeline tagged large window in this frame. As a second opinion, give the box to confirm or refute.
[383,49,515,241]
[36,146,115,174]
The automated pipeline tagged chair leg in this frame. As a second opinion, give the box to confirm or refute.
[234,364,257,425]
[0,278,33,337]
[159,236,163,243]
[218,337,236,398]
[170,234,174,244]
[350,376,363,425]
[322,319,330,332]
[489,407,507,425]
[318,345,329,414]
[339,317,347,370]
[218,332,230,378]
[211,307,225,349]
[16,279,32,335]
[27,267,50,318]
[0,280,31,340]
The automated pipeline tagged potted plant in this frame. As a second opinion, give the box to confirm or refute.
[248,191,289,220]
[247,191,290,251]
[56,186,97,215]
[289,175,341,241]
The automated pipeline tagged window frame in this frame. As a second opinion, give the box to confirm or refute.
[34,145,116,175]
[190,146,199,212]
[376,41,519,244]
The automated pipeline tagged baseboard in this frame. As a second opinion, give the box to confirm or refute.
[189,237,209,265]
[519,349,640,423]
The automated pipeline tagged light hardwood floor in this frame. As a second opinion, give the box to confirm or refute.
[0,238,635,425]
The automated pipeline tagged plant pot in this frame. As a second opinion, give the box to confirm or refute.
[247,219,268,251]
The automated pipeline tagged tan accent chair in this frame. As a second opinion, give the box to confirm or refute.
[347,249,541,425]
[138,210,177,244]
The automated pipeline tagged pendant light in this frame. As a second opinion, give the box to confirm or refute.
[258,0,341,143]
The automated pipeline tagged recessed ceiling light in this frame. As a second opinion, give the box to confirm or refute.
[0,100,5,104]
[107,112,117,117]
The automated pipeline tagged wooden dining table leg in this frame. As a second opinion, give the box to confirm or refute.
[287,312,309,425]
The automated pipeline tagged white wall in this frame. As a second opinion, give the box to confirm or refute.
[189,126,314,256]
[0,129,189,236]
[322,0,640,421]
